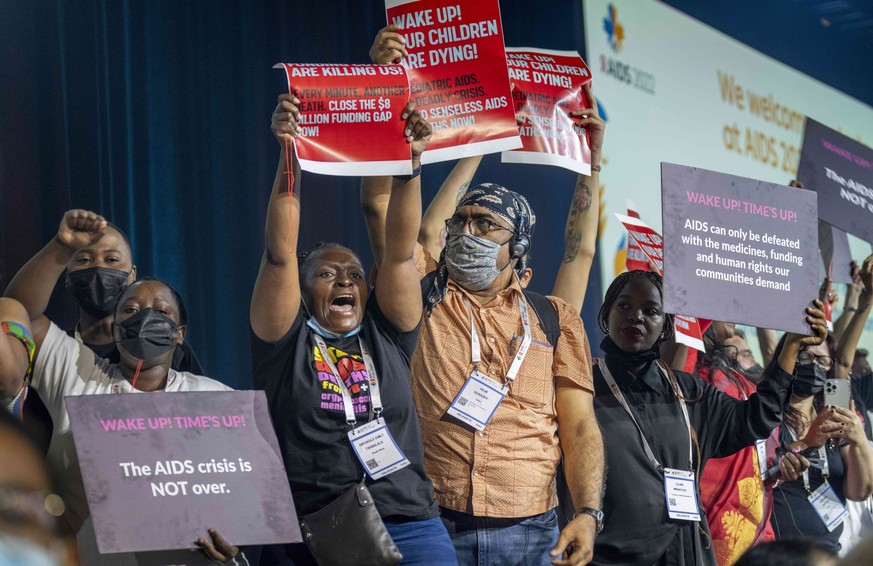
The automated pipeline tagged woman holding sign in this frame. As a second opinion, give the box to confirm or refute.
[250,95,456,565]
[770,257,873,553]
[589,269,827,566]
[5,214,243,565]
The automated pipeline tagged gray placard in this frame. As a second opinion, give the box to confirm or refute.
[798,117,873,244]
[65,391,302,554]
[662,163,818,334]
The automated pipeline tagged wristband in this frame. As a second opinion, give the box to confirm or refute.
[591,164,602,172]
[2,321,35,422]
[393,164,422,182]
[2,321,35,372]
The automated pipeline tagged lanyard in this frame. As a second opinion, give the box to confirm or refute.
[787,426,829,494]
[465,296,532,389]
[313,333,383,426]
[599,359,694,473]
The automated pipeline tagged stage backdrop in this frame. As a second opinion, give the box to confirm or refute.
[583,0,873,349]
[0,0,597,388]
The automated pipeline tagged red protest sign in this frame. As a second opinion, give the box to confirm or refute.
[615,213,705,351]
[386,0,521,163]
[275,64,411,176]
[624,201,652,272]
[501,48,593,174]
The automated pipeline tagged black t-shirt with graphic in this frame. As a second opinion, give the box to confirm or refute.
[251,295,438,520]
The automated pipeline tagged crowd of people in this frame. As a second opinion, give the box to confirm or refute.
[3,24,873,566]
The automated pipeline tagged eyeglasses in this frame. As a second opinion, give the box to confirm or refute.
[445,217,512,237]
[797,350,833,370]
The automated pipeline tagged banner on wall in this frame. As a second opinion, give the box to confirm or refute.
[582,0,873,319]
[385,0,521,163]
[501,48,593,174]
[615,213,705,351]
[67,391,301,553]
[275,63,411,176]
[662,163,819,334]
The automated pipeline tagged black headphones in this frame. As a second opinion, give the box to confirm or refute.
[510,210,531,259]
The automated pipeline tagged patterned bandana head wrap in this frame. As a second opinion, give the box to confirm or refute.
[455,183,536,243]
[424,183,536,315]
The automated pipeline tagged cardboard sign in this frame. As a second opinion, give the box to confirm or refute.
[798,118,873,244]
[662,163,819,334]
[818,223,854,285]
[66,391,301,554]
[385,0,521,163]
[501,48,593,174]
[274,63,411,176]
[615,213,705,351]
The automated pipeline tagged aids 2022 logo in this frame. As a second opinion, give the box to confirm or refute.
[603,3,624,53]
[599,3,656,95]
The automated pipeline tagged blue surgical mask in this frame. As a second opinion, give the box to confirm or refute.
[306,317,361,340]
[0,536,60,566]
[444,233,502,291]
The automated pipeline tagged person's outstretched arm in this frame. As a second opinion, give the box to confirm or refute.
[834,255,873,379]
[250,94,303,342]
[419,156,483,258]
[374,105,433,331]
[551,83,604,313]
[361,25,412,270]
[4,211,109,350]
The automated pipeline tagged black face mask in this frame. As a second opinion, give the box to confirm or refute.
[600,336,661,368]
[115,308,179,360]
[740,363,765,384]
[68,267,130,318]
[793,362,827,397]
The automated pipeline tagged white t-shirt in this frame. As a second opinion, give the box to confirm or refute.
[32,323,236,565]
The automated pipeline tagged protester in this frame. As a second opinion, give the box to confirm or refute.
[830,255,873,554]
[365,28,606,565]
[691,322,826,565]
[4,215,204,454]
[250,94,455,565]
[6,211,242,565]
[734,538,838,566]
[590,269,827,565]
[770,330,873,552]
[0,297,35,421]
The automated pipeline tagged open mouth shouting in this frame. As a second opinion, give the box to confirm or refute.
[330,294,356,314]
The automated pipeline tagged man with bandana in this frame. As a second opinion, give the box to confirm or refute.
[362,176,604,565]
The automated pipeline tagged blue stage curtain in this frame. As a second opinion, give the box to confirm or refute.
[0,0,602,388]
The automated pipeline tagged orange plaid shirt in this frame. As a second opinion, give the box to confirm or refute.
[412,246,593,518]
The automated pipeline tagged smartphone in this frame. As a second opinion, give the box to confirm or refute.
[824,379,852,410]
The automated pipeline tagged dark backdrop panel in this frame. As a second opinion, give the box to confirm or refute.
[8,0,864,386]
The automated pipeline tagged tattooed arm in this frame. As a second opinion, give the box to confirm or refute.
[419,155,483,259]
[551,83,604,313]
[551,174,599,312]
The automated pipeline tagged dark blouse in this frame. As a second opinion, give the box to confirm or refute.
[592,358,794,566]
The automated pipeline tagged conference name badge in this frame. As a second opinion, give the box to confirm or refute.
[348,417,411,480]
[446,371,506,431]
[663,468,701,521]
[808,482,848,532]
[756,439,768,480]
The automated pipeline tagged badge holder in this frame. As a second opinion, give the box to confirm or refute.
[446,371,507,431]
[808,482,848,532]
[313,333,411,480]
[663,468,701,521]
